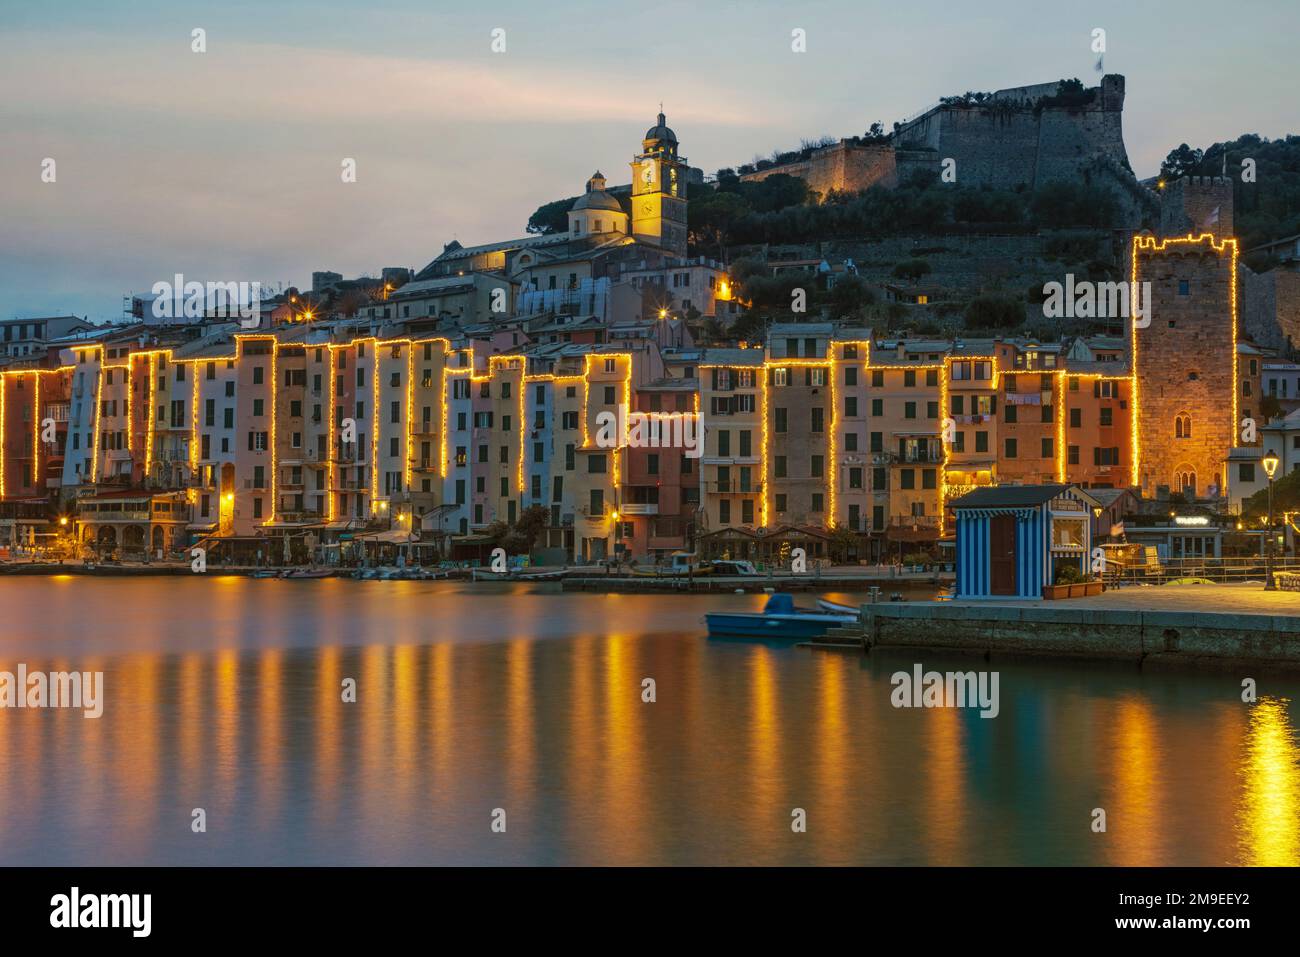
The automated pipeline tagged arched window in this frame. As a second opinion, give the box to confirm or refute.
[1175,412,1192,439]
[1174,467,1197,496]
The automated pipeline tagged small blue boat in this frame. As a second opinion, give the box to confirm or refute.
[704,593,858,639]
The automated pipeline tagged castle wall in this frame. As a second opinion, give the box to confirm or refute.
[742,141,896,198]
[740,76,1141,222]
[1242,266,1300,355]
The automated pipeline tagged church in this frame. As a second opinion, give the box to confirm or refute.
[414,112,692,286]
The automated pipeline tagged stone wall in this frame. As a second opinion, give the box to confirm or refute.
[742,141,897,198]
[1242,267,1300,355]
[1159,176,1234,239]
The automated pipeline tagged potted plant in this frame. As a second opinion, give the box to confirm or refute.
[1046,564,1083,600]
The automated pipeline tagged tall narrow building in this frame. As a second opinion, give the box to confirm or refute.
[1131,232,1239,499]
[630,112,688,257]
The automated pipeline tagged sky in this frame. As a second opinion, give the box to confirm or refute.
[2,0,1296,322]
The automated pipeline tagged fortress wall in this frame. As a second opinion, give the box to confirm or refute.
[742,142,896,198]
[1242,267,1300,355]
[739,76,1139,211]
[1035,107,1130,186]
[927,108,1042,189]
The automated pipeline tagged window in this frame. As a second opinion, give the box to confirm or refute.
[775,494,787,513]
[1239,463,1256,483]
[1005,438,1018,458]
[1041,437,1053,459]
[811,407,824,432]
[975,432,988,453]
[1175,412,1192,439]
[1100,407,1112,427]
[1005,404,1018,424]
[811,455,823,478]
[588,454,607,473]
[775,408,787,433]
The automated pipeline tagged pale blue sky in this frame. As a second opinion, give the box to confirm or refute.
[2,0,1296,321]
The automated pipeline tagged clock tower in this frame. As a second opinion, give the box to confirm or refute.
[631,111,688,257]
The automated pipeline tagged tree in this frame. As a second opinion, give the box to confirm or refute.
[829,275,876,315]
[1160,144,1204,181]
[526,196,578,235]
[1243,467,1300,520]
[512,505,550,552]
[964,295,1023,331]
[827,525,862,564]
[892,259,932,283]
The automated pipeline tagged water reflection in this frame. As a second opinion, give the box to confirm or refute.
[0,578,1297,865]
[1238,697,1300,866]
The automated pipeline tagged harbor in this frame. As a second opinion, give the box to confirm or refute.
[2,574,1298,866]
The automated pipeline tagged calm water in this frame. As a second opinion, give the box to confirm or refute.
[0,576,1297,866]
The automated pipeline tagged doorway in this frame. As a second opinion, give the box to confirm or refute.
[990,514,1016,595]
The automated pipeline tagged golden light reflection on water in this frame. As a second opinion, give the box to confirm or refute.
[1237,697,1300,866]
[1103,695,1162,866]
[2,579,1300,865]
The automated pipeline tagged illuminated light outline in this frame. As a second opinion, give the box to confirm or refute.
[1129,232,1239,492]
[326,344,337,522]
[89,347,104,483]
[827,340,872,532]
[144,353,157,477]
[31,373,40,488]
[1055,369,1066,483]
[0,375,5,499]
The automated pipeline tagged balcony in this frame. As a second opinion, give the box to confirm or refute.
[710,481,763,495]
[620,503,659,516]
[890,515,941,528]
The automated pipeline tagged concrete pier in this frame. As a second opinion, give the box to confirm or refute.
[825,584,1300,670]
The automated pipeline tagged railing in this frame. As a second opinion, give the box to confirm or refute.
[1102,555,1300,586]
[889,515,941,528]
[711,481,763,494]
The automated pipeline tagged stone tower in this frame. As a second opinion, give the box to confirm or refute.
[631,112,688,257]
[1159,175,1234,240]
[1131,234,1239,500]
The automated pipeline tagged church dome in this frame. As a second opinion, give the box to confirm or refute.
[572,171,623,212]
[643,111,677,146]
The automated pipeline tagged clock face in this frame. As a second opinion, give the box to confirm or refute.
[640,200,654,216]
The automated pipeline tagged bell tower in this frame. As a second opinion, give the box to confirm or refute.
[631,111,688,257]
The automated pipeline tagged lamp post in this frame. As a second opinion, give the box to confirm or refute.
[1263,451,1279,590]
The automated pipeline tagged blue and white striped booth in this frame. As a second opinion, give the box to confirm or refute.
[951,484,1099,599]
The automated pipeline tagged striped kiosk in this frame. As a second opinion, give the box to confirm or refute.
[951,484,1099,599]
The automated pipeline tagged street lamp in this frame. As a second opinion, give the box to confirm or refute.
[1263,451,1280,590]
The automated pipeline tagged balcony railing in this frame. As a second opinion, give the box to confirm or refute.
[710,481,763,494]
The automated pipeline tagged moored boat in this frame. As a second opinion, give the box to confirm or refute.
[705,593,857,639]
